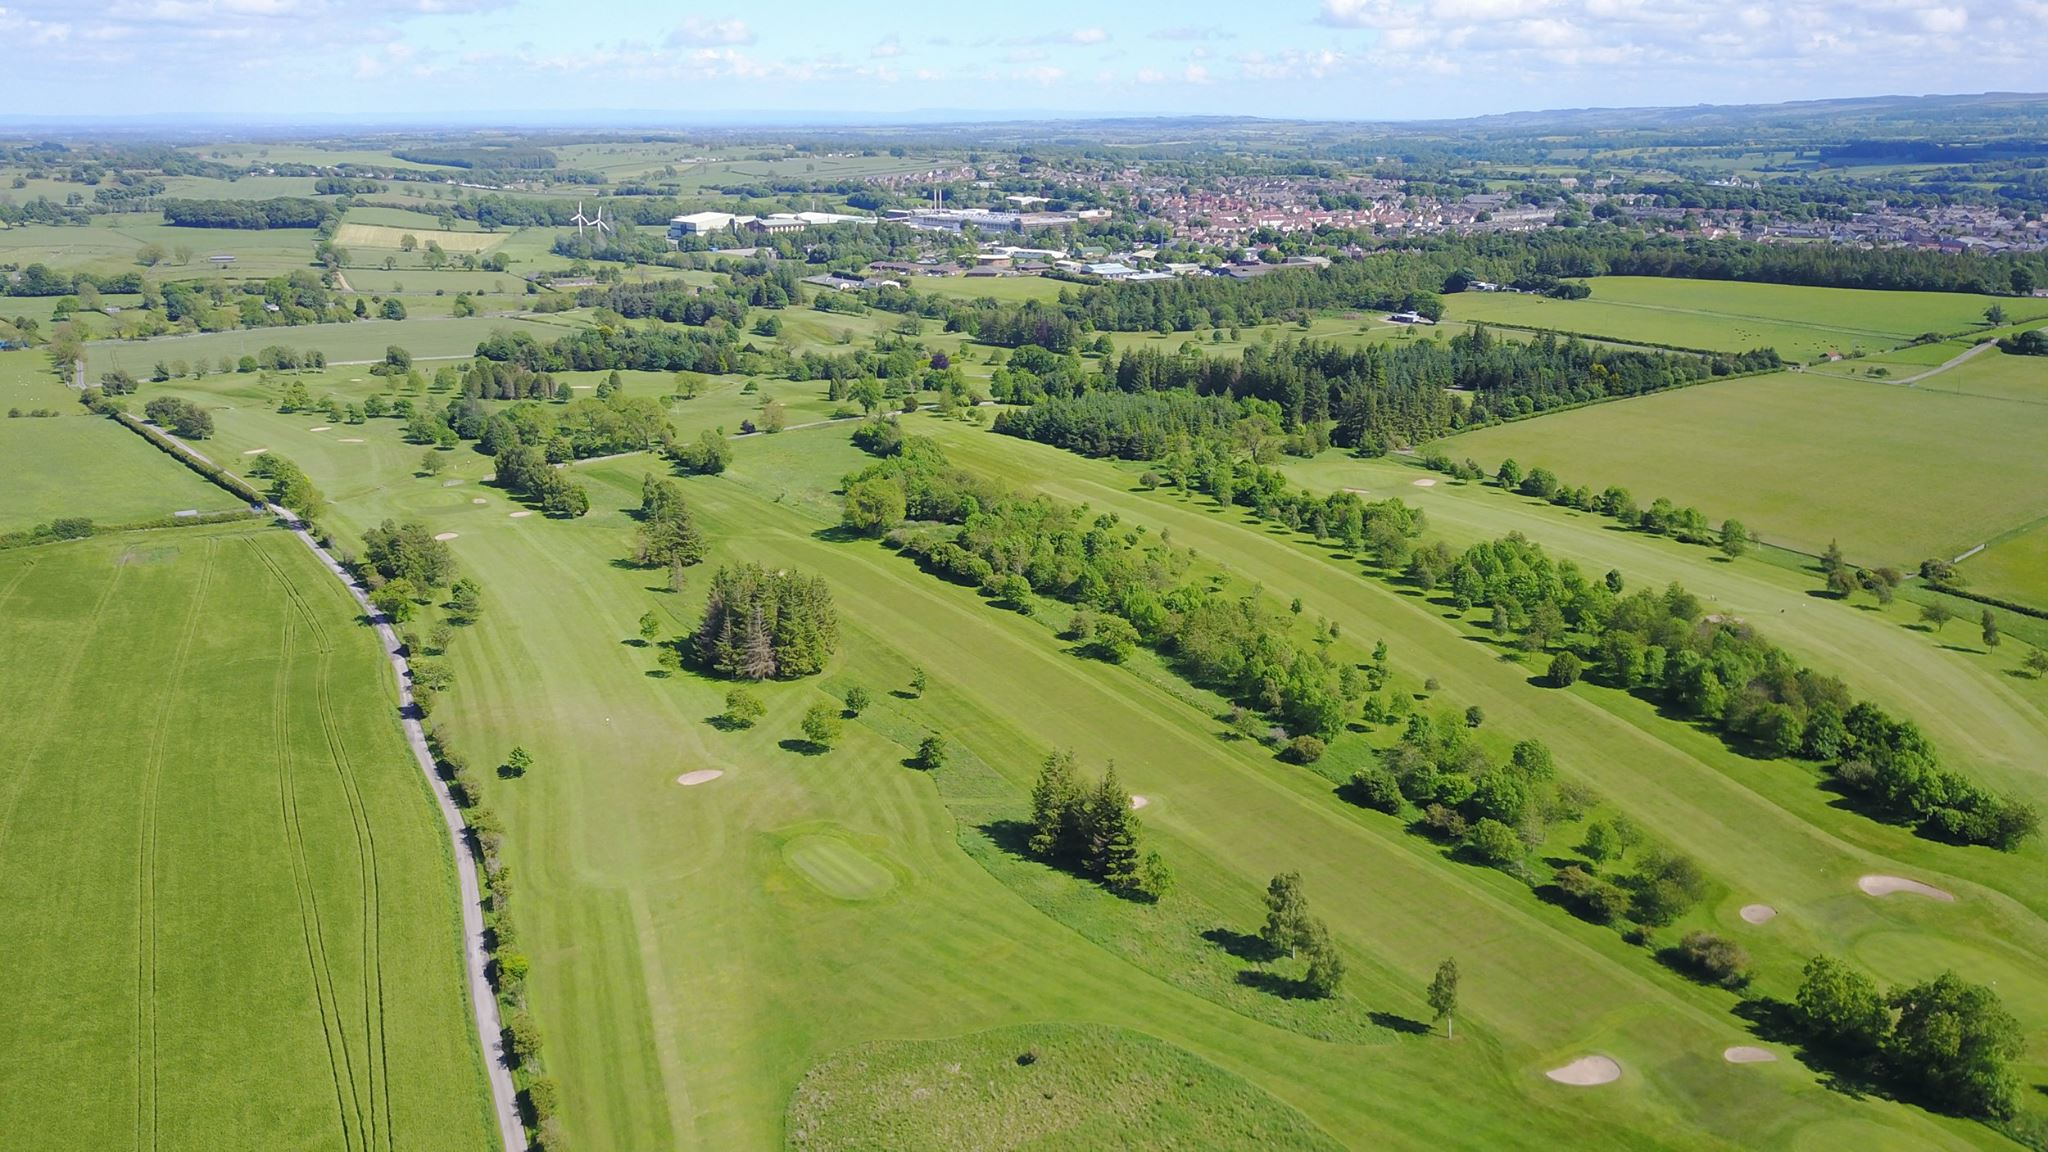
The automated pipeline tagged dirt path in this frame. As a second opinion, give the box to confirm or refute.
[1890,339,1997,385]
[332,269,353,294]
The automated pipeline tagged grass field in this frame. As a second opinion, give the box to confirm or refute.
[1434,369,2048,567]
[1962,518,2048,609]
[0,413,242,532]
[0,524,493,1150]
[1447,278,2042,361]
[0,215,320,280]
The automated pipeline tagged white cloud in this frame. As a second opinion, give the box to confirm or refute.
[666,15,752,47]
[871,34,903,58]
[1066,26,1108,44]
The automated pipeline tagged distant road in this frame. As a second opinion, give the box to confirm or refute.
[1890,339,1997,385]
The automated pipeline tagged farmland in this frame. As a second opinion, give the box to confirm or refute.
[0,523,494,1150]
[1433,367,2048,568]
[1446,277,2042,361]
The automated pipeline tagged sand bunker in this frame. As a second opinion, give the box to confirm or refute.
[676,770,723,786]
[471,497,488,505]
[242,447,269,455]
[433,532,459,541]
[1130,795,1150,810]
[441,479,464,487]
[509,510,533,518]
[1411,477,1437,487]
[1343,487,1372,495]
[1545,1056,1621,1086]
[1739,904,1777,924]
[1724,1046,1777,1065]
[338,437,364,443]
[308,425,331,432]
[1858,875,1955,901]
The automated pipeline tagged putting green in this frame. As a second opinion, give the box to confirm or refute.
[783,834,896,901]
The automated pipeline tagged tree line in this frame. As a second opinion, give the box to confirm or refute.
[159,197,335,229]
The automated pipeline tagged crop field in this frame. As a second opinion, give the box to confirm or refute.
[0,523,493,1150]
[139,357,2020,1152]
[1434,369,2048,567]
[334,223,507,254]
[1447,278,2040,361]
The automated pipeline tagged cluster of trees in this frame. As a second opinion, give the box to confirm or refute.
[1583,582,2036,849]
[1795,956,2026,1118]
[1253,872,1346,998]
[1026,751,1171,901]
[247,453,322,520]
[491,438,589,518]
[417,386,670,467]
[141,395,213,439]
[1996,328,2047,356]
[359,519,458,623]
[845,436,1366,743]
[990,328,1772,455]
[2,264,145,297]
[159,197,335,229]
[631,475,706,589]
[475,323,751,376]
[692,563,839,680]
[1424,455,1741,551]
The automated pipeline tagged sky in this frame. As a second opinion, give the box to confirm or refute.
[0,0,2041,124]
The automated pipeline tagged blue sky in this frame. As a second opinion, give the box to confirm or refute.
[0,0,2037,123]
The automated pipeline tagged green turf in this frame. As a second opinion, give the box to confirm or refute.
[85,314,585,373]
[784,1022,1345,1151]
[1432,369,2048,567]
[0,524,493,1151]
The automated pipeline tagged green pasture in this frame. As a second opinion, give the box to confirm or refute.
[0,524,492,1150]
[1434,370,2048,566]
[1961,519,2048,610]
[0,215,318,280]
[1447,278,2039,361]
[86,314,585,373]
[0,413,241,532]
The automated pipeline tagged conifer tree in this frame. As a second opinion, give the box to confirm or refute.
[1088,763,1141,889]
[1028,750,1084,862]
[1260,871,1314,958]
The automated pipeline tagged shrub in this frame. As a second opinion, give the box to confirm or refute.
[1465,817,1522,865]
[1674,930,1751,988]
[843,684,871,715]
[1283,735,1326,764]
[1547,651,1584,687]
[1553,864,1630,924]
[1421,803,1467,840]
[801,701,843,748]
[722,687,764,728]
[1345,766,1403,814]
[504,1010,543,1065]
[916,734,947,769]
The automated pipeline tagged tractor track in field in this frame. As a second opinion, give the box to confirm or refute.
[256,535,397,1149]
[259,543,369,1152]
[133,537,217,1152]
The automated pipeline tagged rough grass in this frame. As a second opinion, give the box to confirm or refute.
[1434,370,2048,566]
[0,524,493,1150]
[784,1023,1344,1152]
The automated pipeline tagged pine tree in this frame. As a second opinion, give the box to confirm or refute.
[1089,763,1141,889]
[741,607,778,681]
[1028,750,1083,862]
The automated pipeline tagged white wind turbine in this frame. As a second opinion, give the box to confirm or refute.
[589,202,614,237]
[570,200,595,234]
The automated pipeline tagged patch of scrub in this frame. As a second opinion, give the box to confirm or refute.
[676,769,722,786]
[1545,1055,1621,1085]
[783,834,896,902]
[786,1023,1342,1152]
[1739,904,1776,924]
[1857,875,1954,901]
[1723,1046,1777,1064]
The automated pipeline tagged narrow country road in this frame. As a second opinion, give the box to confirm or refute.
[1888,338,1997,386]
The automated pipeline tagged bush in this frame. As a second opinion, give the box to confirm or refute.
[916,734,947,769]
[801,701,843,748]
[843,684,871,715]
[1553,864,1630,924]
[1547,651,1584,687]
[504,1010,543,1064]
[1345,766,1403,814]
[1465,817,1522,865]
[522,1076,559,1124]
[1283,735,1326,764]
[1421,803,1467,840]
[722,687,764,728]
[1674,930,1751,988]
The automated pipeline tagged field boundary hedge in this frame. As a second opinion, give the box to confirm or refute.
[107,411,267,504]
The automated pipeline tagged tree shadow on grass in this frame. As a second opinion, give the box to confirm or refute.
[1732,997,1878,1101]
[1370,1011,1431,1036]
[1235,968,1324,1000]
[1201,927,1276,963]
[705,714,751,732]
[778,738,830,757]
